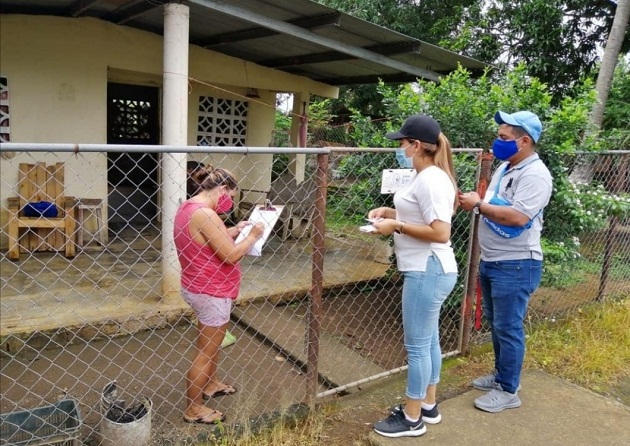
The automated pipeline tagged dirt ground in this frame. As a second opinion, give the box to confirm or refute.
[298,285,463,371]
[0,283,458,445]
[2,272,627,445]
[0,322,316,445]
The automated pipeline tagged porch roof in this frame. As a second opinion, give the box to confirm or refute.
[0,0,489,86]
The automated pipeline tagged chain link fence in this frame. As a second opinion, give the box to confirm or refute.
[523,151,630,320]
[1,144,628,445]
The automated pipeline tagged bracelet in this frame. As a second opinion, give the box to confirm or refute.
[395,221,405,234]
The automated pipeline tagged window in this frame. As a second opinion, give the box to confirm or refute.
[0,75,10,143]
[197,96,248,146]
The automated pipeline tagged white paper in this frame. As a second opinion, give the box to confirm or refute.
[381,169,416,194]
[234,204,285,256]
[359,224,377,233]
[359,218,383,233]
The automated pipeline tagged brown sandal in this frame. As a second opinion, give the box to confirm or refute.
[202,384,237,400]
[183,409,226,425]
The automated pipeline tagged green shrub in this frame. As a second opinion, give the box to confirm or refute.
[330,63,626,302]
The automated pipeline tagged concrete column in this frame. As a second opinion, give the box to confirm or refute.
[289,92,310,183]
[161,3,189,300]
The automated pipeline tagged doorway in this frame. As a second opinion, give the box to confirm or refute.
[107,83,160,234]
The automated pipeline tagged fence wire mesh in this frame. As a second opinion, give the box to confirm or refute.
[0,147,628,445]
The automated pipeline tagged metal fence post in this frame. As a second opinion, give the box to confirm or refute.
[459,152,493,354]
[306,152,329,405]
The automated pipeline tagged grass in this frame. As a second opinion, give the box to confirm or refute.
[196,296,629,445]
[523,296,630,390]
[195,404,332,446]
[577,253,630,282]
[542,253,630,289]
[453,296,630,396]
[324,206,365,240]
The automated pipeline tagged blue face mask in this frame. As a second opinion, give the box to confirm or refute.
[492,137,523,160]
[395,144,414,168]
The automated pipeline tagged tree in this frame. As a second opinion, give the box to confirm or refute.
[315,0,480,120]
[591,0,630,129]
[451,0,629,103]
[315,0,629,115]
[316,0,479,43]
[603,58,630,134]
[332,65,630,293]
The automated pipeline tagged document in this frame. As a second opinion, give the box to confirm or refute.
[359,218,382,233]
[381,169,415,194]
[235,203,285,256]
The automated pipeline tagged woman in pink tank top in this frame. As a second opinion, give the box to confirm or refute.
[174,165,264,425]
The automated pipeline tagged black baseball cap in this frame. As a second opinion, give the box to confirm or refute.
[385,114,441,144]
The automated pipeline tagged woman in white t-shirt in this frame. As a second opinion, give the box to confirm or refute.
[368,114,458,439]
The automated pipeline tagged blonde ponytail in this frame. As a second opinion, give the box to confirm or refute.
[423,133,458,212]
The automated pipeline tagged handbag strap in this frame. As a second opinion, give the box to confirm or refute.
[495,158,544,227]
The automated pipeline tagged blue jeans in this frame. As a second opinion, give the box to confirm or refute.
[479,259,543,393]
[402,256,457,400]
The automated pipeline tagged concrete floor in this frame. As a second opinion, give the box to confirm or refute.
[363,370,630,446]
[0,227,389,352]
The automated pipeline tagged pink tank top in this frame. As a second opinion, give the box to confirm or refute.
[173,201,241,299]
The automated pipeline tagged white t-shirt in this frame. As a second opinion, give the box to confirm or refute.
[393,166,457,273]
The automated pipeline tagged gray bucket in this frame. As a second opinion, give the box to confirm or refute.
[99,381,152,446]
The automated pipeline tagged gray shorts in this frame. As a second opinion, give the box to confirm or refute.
[181,289,233,327]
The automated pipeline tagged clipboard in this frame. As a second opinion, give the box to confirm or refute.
[234,203,285,256]
[381,169,415,194]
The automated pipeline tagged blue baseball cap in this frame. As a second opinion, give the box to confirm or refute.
[494,110,542,143]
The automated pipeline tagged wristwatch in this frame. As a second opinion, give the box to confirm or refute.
[472,201,483,215]
[394,221,405,234]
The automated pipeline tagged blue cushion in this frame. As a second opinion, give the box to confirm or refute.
[23,201,58,218]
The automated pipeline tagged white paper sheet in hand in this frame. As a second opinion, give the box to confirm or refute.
[359,224,377,233]
[234,204,285,256]
[359,218,382,233]
[381,169,416,194]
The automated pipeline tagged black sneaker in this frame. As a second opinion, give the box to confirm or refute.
[390,403,442,424]
[373,407,426,438]
[421,404,442,424]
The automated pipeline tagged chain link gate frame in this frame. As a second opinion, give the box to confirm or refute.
[1,144,628,444]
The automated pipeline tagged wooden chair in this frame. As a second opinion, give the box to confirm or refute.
[237,174,316,241]
[7,162,77,260]
[266,173,316,241]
